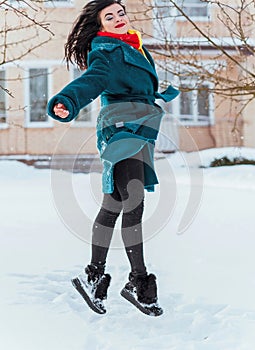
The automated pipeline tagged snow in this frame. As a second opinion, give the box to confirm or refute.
[1,147,255,350]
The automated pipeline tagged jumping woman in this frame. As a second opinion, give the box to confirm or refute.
[47,0,179,316]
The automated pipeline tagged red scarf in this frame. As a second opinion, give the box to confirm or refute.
[97,30,144,54]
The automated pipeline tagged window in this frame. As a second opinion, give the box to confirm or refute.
[154,0,174,19]
[7,0,20,4]
[180,85,193,117]
[72,68,98,126]
[177,0,209,19]
[8,0,72,8]
[6,0,28,7]
[197,85,210,117]
[50,0,71,2]
[153,0,176,39]
[27,68,49,126]
[45,0,73,8]
[0,70,7,125]
[178,81,213,125]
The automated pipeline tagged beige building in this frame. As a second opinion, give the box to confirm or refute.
[0,0,254,158]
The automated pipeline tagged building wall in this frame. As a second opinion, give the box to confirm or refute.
[243,100,255,148]
[0,0,99,155]
[0,0,254,156]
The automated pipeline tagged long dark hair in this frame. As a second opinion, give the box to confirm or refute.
[64,0,126,69]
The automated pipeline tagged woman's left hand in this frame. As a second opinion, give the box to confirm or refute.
[53,103,70,118]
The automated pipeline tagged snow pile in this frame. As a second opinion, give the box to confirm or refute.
[1,147,255,350]
[199,147,255,167]
[164,146,255,168]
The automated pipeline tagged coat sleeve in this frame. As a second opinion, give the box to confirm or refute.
[155,85,180,102]
[47,50,111,123]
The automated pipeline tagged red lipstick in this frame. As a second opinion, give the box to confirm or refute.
[115,23,125,28]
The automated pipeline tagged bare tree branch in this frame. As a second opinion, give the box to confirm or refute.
[0,0,55,66]
[128,0,255,132]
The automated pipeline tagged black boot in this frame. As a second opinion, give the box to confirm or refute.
[72,264,111,314]
[120,273,163,316]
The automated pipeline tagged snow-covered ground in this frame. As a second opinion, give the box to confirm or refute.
[1,147,255,350]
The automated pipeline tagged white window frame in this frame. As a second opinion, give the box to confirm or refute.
[156,64,180,151]
[71,67,99,128]
[24,64,53,128]
[177,0,210,21]
[177,79,214,126]
[155,61,180,117]
[156,66,175,114]
[0,68,8,129]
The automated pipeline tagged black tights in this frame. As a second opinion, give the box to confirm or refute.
[91,154,147,276]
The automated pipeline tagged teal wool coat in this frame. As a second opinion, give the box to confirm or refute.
[47,36,179,193]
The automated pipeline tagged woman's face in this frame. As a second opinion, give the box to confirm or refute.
[99,3,130,34]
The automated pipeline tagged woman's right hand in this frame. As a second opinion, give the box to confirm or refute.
[53,103,70,118]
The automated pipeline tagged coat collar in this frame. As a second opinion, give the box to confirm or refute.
[91,36,158,87]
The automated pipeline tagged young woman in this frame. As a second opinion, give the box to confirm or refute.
[47,0,179,316]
